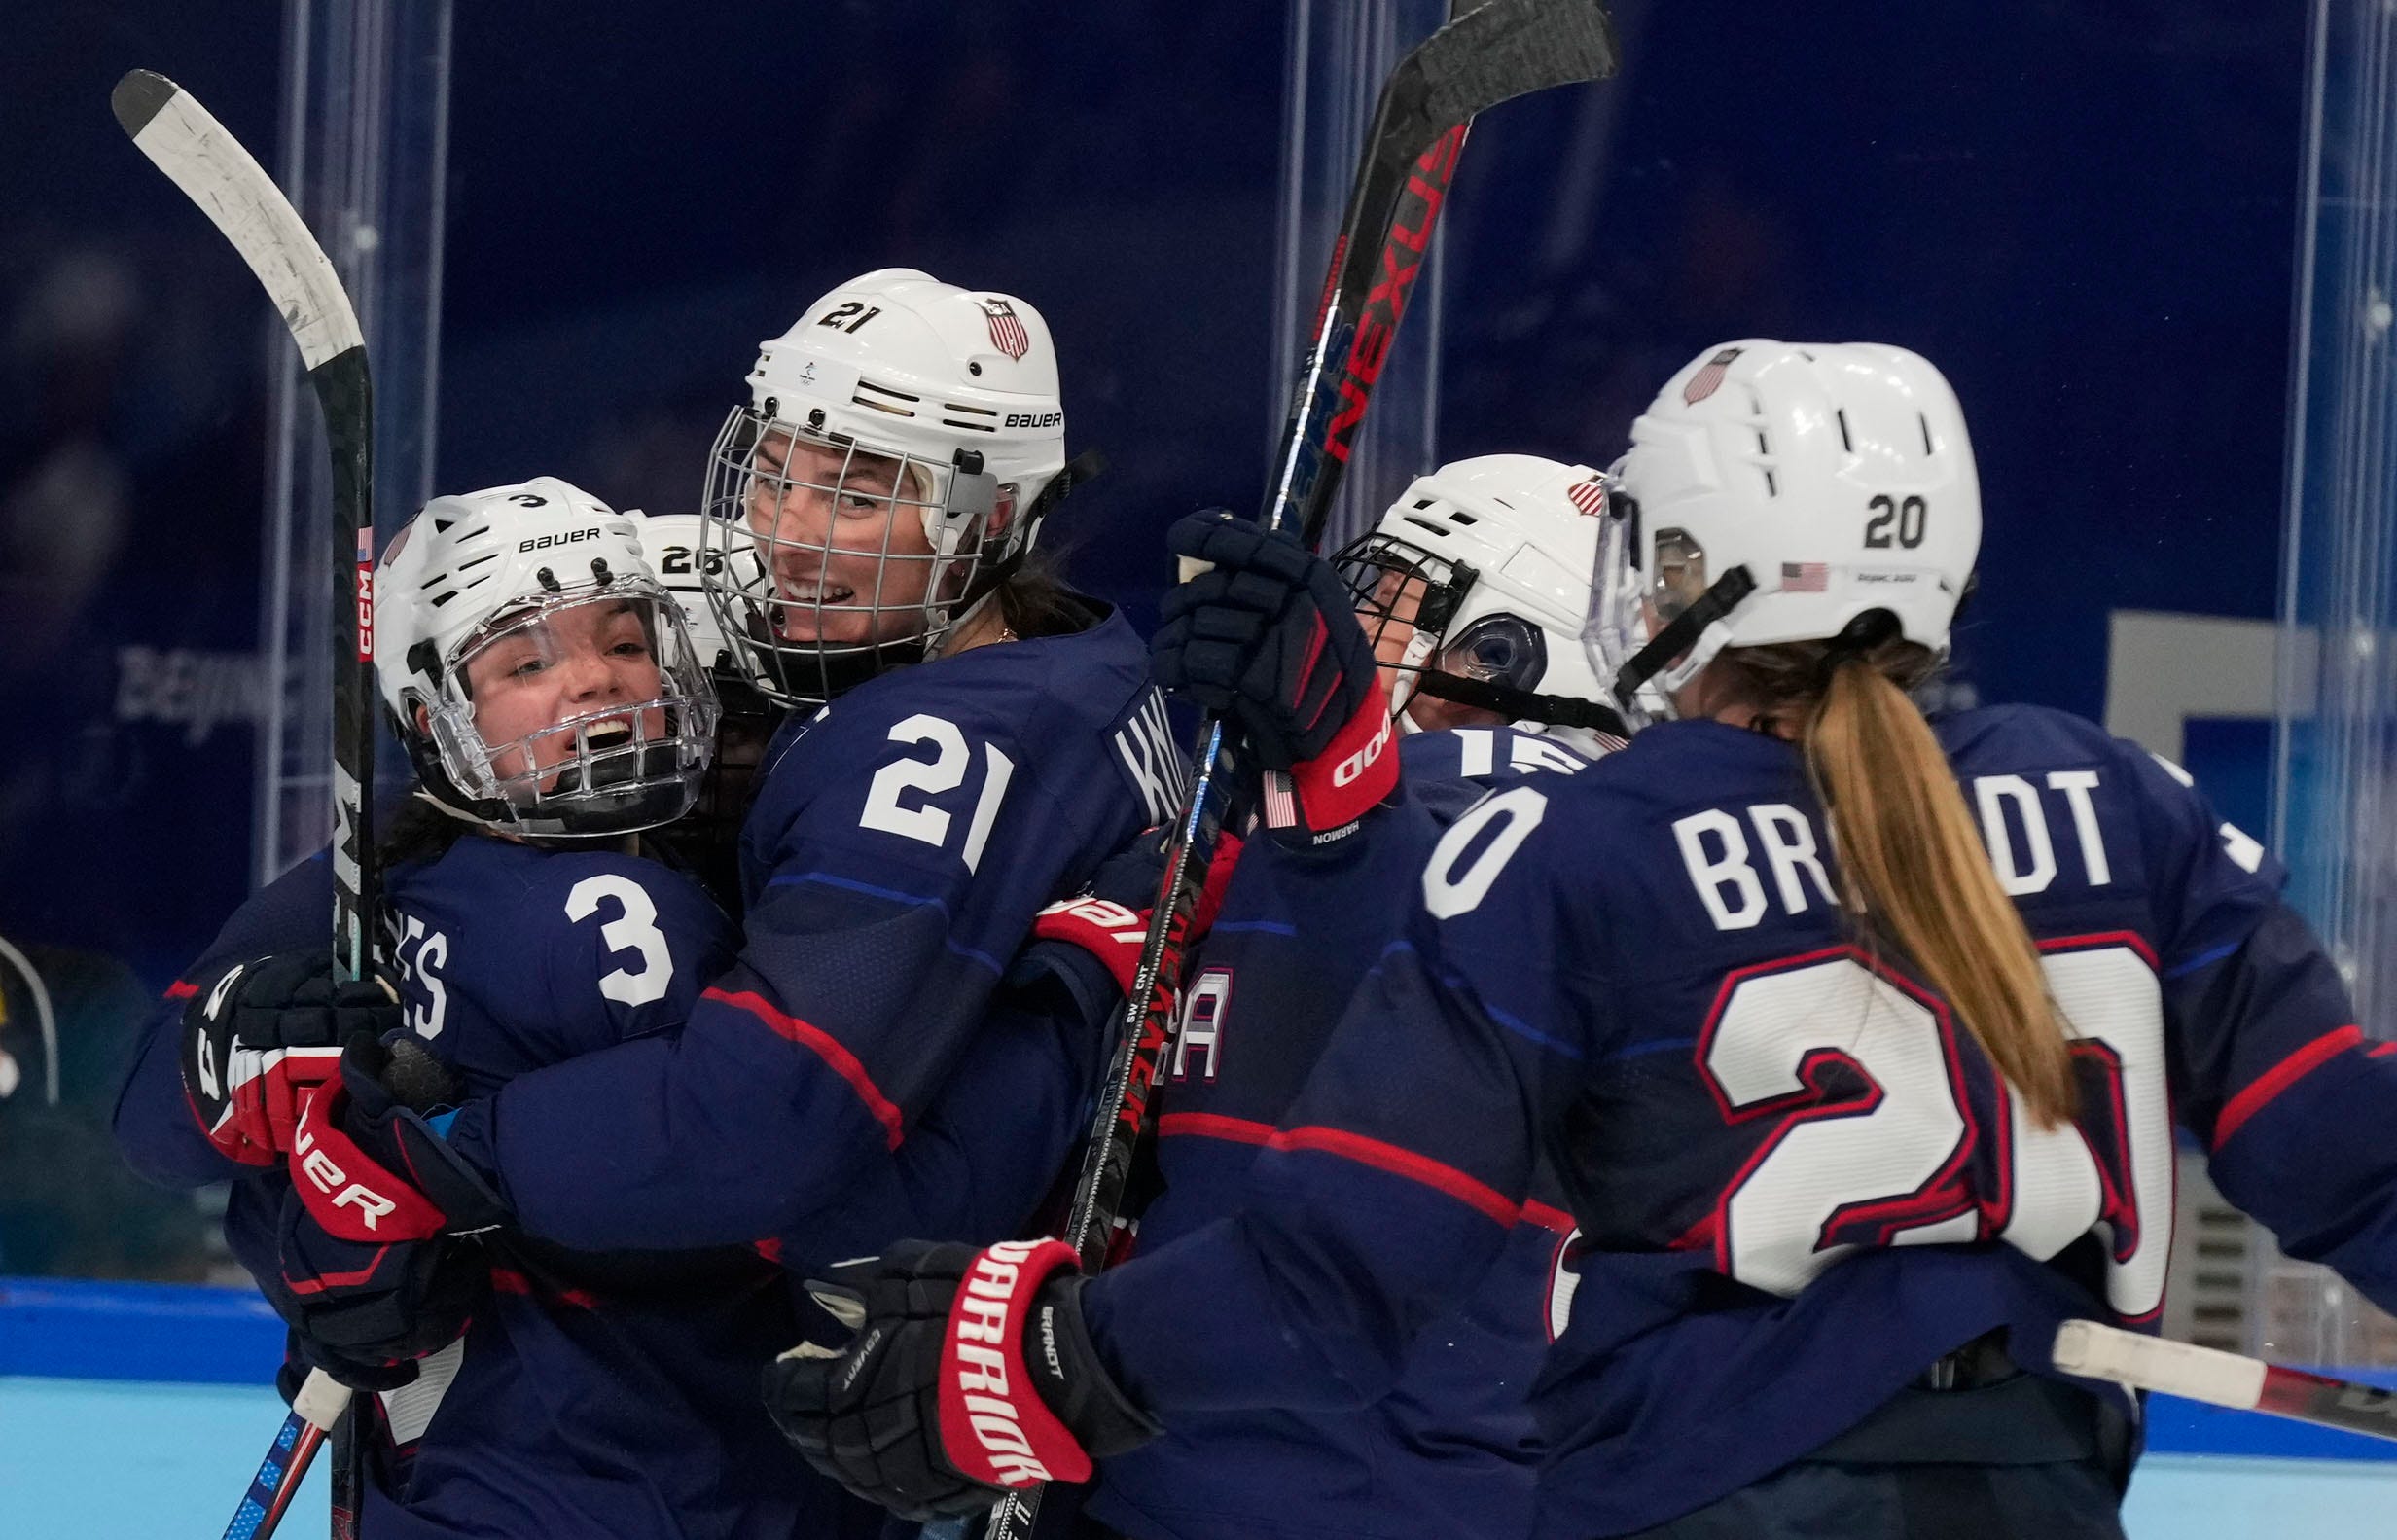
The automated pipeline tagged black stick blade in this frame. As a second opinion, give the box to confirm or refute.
[1410,0,1620,125]
[110,68,178,137]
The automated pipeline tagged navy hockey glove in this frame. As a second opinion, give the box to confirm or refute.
[761,1238,1159,1521]
[263,1180,485,1393]
[289,1034,509,1243]
[178,952,400,1165]
[1154,510,1397,840]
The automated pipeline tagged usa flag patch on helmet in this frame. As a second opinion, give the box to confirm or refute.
[1567,479,1608,517]
[1683,346,1743,405]
[981,298,1030,362]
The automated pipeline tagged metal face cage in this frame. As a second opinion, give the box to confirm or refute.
[698,403,1001,705]
[419,577,719,836]
[1331,530,1479,712]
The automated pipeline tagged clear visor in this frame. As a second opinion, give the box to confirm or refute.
[699,406,1000,704]
[425,580,719,835]
[1584,482,1718,725]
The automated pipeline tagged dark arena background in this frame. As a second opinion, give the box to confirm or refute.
[5,3,2395,1533]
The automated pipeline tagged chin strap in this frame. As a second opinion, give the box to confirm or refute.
[1612,564,1758,710]
[1024,446,1106,528]
[936,445,1110,650]
[1410,669,1632,741]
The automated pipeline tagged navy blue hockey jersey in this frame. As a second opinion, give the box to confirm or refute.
[119,829,839,1540]
[1083,705,2397,1538]
[1088,728,1590,1540]
[435,610,1179,1275]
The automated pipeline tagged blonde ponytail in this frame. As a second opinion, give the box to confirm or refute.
[1717,641,2078,1127]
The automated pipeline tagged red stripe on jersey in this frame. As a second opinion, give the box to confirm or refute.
[2212,1024,2363,1149]
[1267,1125,1520,1228]
[2370,1040,2397,1059]
[490,1267,597,1309]
[703,986,905,1149]
[1157,1110,1273,1145]
[2037,929,2160,969]
[1520,1199,1577,1236]
[165,980,199,1000]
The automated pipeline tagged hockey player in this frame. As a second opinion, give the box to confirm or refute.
[225,271,1174,1360]
[117,480,850,1536]
[1340,453,1628,770]
[1045,455,1623,1540]
[764,342,2397,1540]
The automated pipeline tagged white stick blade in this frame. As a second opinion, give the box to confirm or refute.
[112,69,365,369]
[2051,1319,2269,1410]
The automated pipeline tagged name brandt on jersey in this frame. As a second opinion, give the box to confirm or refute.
[1675,770,2115,930]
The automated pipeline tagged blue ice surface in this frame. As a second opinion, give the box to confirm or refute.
[0,1376,327,1539]
[6,1374,2397,1539]
[8,1278,2397,1536]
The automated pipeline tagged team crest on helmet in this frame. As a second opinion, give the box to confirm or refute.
[980,298,1031,362]
[1682,346,1744,406]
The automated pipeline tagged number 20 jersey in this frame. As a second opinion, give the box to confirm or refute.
[1084,704,2397,1538]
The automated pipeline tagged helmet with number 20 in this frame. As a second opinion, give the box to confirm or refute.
[1588,340,1981,724]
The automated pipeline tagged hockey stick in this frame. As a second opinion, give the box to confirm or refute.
[113,69,379,1540]
[2052,1319,2397,1444]
[980,6,1621,1536]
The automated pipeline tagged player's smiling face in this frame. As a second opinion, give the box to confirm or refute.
[459,598,667,786]
[744,430,941,646]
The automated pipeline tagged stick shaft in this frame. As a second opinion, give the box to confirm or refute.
[2052,1318,2397,1444]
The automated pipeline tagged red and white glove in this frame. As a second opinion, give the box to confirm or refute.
[1032,828,1245,995]
[286,1035,508,1243]
[762,1238,1159,1522]
[177,954,397,1164]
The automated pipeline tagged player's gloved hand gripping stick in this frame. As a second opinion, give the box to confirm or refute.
[761,3,1622,1529]
[114,68,380,1540]
[179,954,398,1166]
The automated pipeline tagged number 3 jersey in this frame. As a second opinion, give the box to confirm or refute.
[115,829,833,1539]
[1083,704,2397,1539]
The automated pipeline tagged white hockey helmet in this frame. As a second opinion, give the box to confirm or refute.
[698,268,1088,705]
[376,478,720,837]
[633,512,734,672]
[1587,340,1980,723]
[1332,454,1629,753]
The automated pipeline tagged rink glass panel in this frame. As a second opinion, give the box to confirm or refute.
[0,0,2326,1355]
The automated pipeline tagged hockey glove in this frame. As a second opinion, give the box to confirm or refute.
[1154,510,1397,840]
[264,1180,485,1393]
[179,952,400,1165]
[1030,826,1244,995]
[289,1034,509,1243]
[761,1238,1159,1521]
